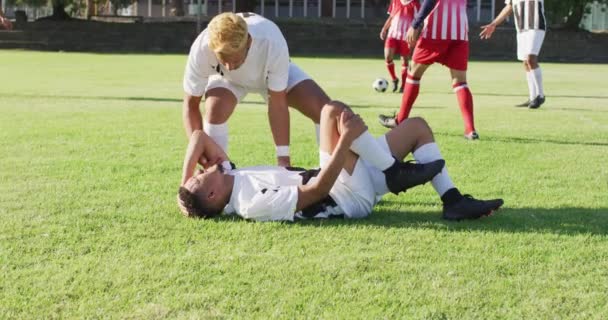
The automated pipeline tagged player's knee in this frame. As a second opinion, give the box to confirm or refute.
[408,117,432,134]
[323,100,348,117]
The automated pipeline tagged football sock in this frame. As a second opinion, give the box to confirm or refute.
[453,82,476,134]
[315,123,320,146]
[532,67,544,98]
[441,188,464,206]
[386,61,397,81]
[204,121,229,152]
[526,71,537,100]
[400,63,407,90]
[412,142,455,197]
[396,73,421,123]
[350,131,395,170]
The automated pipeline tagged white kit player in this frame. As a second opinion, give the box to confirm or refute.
[177,101,503,222]
[182,12,330,168]
[480,0,547,109]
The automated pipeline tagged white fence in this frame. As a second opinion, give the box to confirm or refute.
[3,0,503,22]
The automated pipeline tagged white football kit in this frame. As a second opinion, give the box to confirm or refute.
[183,13,310,102]
[506,0,546,60]
[223,136,393,221]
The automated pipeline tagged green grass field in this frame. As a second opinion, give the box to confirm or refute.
[1,50,607,319]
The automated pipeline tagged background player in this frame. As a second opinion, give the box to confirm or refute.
[380,0,420,93]
[378,0,480,140]
[480,0,547,109]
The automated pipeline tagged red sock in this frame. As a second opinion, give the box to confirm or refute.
[453,82,476,134]
[400,64,407,89]
[386,61,397,81]
[396,73,420,123]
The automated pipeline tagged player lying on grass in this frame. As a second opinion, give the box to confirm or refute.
[177,101,504,221]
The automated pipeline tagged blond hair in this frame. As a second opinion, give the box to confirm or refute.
[208,13,248,56]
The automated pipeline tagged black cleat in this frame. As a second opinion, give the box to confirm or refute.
[442,195,504,221]
[464,131,479,140]
[515,99,531,107]
[392,79,399,93]
[384,159,445,195]
[529,95,545,109]
[378,113,397,129]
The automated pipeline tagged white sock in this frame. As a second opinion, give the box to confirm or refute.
[350,131,394,171]
[532,67,544,98]
[315,124,320,146]
[203,121,228,152]
[412,143,454,197]
[526,71,537,100]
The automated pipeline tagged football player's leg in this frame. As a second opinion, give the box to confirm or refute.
[203,87,238,153]
[450,68,477,138]
[319,101,358,174]
[287,64,329,145]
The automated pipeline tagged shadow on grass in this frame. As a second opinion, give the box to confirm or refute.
[431,132,608,147]
[290,204,608,236]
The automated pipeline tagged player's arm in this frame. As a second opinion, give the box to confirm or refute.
[183,37,211,138]
[480,4,513,39]
[267,89,291,167]
[406,0,437,47]
[266,38,292,167]
[380,15,394,40]
[295,112,366,212]
[180,130,229,185]
[183,94,203,138]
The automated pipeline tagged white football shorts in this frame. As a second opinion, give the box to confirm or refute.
[205,62,310,103]
[517,30,545,61]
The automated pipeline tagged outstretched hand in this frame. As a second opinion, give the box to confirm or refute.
[479,23,496,39]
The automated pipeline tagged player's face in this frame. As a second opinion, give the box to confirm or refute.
[217,49,247,71]
[188,164,228,204]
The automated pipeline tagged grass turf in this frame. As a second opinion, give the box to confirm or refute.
[1,50,607,318]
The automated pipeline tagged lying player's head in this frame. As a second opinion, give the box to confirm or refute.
[208,13,251,71]
[177,165,230,218]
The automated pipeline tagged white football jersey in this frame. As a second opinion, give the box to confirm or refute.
[224,166,302,221]
[183,13,290,97]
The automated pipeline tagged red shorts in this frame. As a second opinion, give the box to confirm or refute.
[412,38,469,71]
[385,37,411,57]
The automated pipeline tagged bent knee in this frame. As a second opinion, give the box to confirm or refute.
[323,100,349,116]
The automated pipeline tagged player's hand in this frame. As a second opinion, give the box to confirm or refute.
[338,110,367,143]
[479,23,496,39]
[406,26,421,49]
[277,156,291,167]
[380,28,387,40]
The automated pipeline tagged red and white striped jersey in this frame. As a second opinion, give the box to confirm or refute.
[387,0,420,40]
[421,0,469,41]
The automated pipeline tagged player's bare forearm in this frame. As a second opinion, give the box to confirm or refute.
[267,90,290,165]
[183,94,203,138]
[296,138,351,211]
[492,5,513,26]
[181,130,206,185]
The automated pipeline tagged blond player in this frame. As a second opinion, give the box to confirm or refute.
[183,12,329,169]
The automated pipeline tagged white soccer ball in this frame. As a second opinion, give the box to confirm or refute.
[372,78,389,92]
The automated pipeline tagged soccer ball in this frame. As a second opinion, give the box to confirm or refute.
[372,78,389,92]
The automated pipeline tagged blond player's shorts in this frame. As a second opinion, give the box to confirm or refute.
[315,135,392,219]
[205,62,310,103]
[517,30,545,61]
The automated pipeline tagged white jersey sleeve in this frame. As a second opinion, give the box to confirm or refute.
[183,32,214,97]
[265,37,290,92]
[239,185,298,221]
